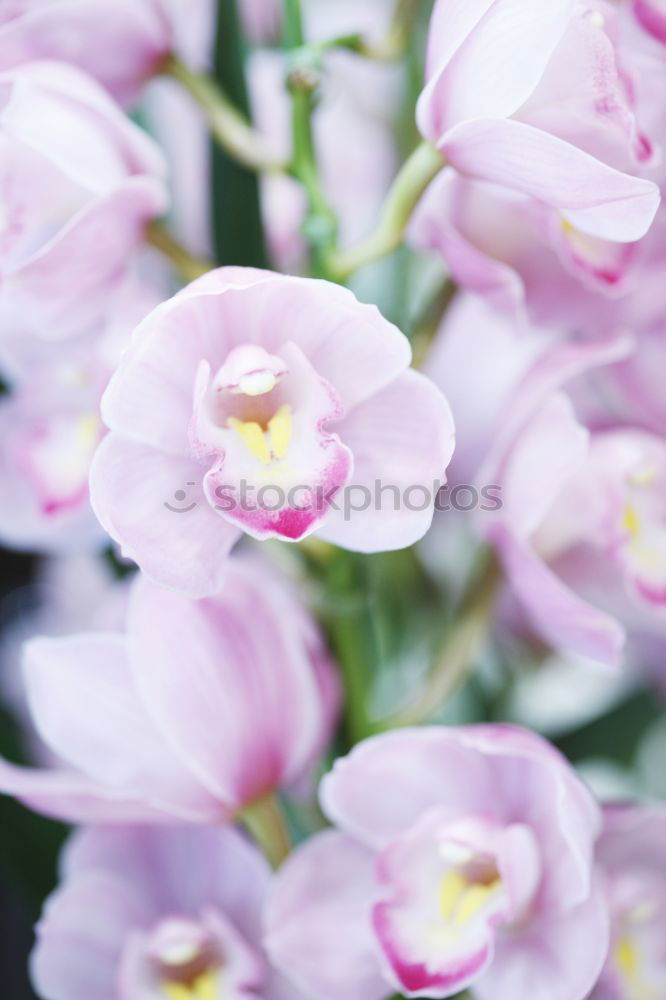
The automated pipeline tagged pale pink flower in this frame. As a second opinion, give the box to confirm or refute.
[31,824,297,999]
[0,62,167,342]
[0,268,166,553]
[425,293,666,668]
[0,553,131,765]
[410,171,646,326]
[591,803,666,999]
[0,556,339,824]
[266,725,608,1000]
[0,0,214,105]
[417,0,660,256]
[89,267,455,596]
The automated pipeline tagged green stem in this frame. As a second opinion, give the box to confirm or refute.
[283,0,339,279]
[382,549,502,729]
[146,220,213,283]
[163,54,286,174]
[240,795,292,869]
[321,550,376,746]
[329,142,445,280]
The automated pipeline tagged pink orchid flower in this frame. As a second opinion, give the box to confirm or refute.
[89,267,455,597]
[0,0,214,105]
[0,556,339,825]
[266,724,608,1000]
[426,293,666,668]
[0,269,166,553]
[592,803,666,999]
[0,62,167,342]
[31,824,298,999]
[417,0,660,258]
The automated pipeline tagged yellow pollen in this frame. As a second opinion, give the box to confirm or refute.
[439,870,467,920]
[227,418,272,465]
[615,936,656,1000]
[228,405,293,464]
[268,405,293,459]
[163,970,218,1000]
[623,505,641,539]
[438,870,502,927]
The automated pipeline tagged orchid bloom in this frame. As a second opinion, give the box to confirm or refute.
[0,62,167,341]
[425,292,666,667]
[266,725,608,1000]
[31,824,297,999]
[89,267,455,597]
[0,270,165,552]
[592,803,666,1000]
[0,0,214,105]
[0,556,339,825]
[417,0,660,263]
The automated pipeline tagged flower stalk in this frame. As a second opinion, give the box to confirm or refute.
[329,141,445,280]
[283,0,340,279]
[382,547,502,728]
[163,54,287,174]
[146,220,213,283]
[240,795,293,870]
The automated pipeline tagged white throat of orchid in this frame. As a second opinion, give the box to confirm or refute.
[190,341,351,541]
[20,410,101,516]
[619,461,666,606]
[614,898,661,1000]
[210,344,292,466]
[148,918,219,1000]
[436,841,505,934]
[372,817,522,997]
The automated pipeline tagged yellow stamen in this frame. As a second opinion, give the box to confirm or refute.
[439,871,467,921]
[623,505,641,539]
[228,417,271,465]
[454,880,502,926]
[268,405,292,459]
[438,870,502,928]
[163,970,218,1000]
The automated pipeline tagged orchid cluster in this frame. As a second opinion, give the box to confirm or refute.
[0,2,665,999]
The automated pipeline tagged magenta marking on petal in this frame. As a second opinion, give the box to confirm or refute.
[373,903,490,994]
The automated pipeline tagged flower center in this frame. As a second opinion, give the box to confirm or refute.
[227,404,293,466]
[148,918,220,1000]
[437,845,504,931]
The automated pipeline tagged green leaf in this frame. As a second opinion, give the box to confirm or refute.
[210,0,268,268]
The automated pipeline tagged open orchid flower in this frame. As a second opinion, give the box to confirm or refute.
[266,725,608,1000]
[89,267,455,596]
[0,62,167,342]
[410,171,645,327]
[0,0,214,105]
[0,268,166,552]
[425,293,666,668]
[31,824,297,1000]
[417,0,660,260]
[0,556,339,825]
[592,803,666,999]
